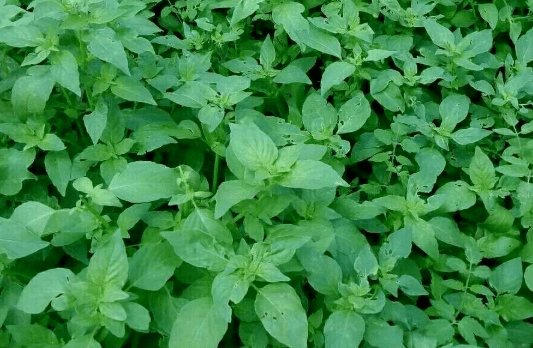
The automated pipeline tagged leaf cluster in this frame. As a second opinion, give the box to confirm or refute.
[2,0,533,347]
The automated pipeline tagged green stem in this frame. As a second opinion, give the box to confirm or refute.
[212,153,220,193]
[60,87,73,107]
[512,124,524,158]
[232,212,245,224]
[86,90,94,110]
[83,199,112,230]
[453,262,473,321]
[76,30,87,68]
[76,118,87,145]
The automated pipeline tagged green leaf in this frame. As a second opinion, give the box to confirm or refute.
[0,148,36,195]
[12,71,55,114]
[516,27,533,64]
[87,28,130,75]
[239,322,269,348]
[460,30,493,56]
[430,216,466,248]
[457,317,488,345]
[10,201,55,237]
[525,265,533,292]
[108,161,179,203]
[50,50,81,96]
[409,147,446,193]
[149,287,187,336]
[478,3,498,29]
[489,257,522,295]
[117,203,150,232]
[397,275,428,296]
[212,273,249,322]
[124,302,151,331]
[0,217,49,259]
[354,244,378,277]
[388,227,412,259]
[229,122,278,171]
[255,283,308,348]
[297,247,342,295]
[38,133,66,151]
[17,268,73,314]
[302,93,337,140]
[111,76,156,105]
[260,35,276,67]
[0,25,42,47]
[424,18,455,48]
[256,262,290,283]
[87,231,128,288]
[165,81,216,108]
[198,104,224,132]
[321,62,355,97]
[496,295,533,321]
[299,24,341,58]
[337,91,371,134]
[44,150,71,196]
[496,164,529,177]
[84,98,108,145]
[162,209,231,271]
[169,297,228,348]
[271,2,309,44]
[469,147,496,190]
[405,217,439,259]
[439,94,470,131]
[129,242,182,291]
[214,180,260,218]
[231,0,264,25]
[452,128,491,145]
[274,65,312,84]
[6,324,59,347]
[371,83,405,112]
[272,3,340,57]
[277,160,348,189]
[364,318,405,348]
[324,311,365,348]
[63,335,101,348]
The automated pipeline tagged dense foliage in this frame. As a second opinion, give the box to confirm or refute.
[2,0,533,347]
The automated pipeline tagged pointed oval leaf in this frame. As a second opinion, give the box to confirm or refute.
[277,160,348,189]
[214,180,260,218]
[129,242,181,291]
[108,161,179,203]
[229,122,278,171]
[255,283,308,348]
[337,91,371,134]
[87,231,128,288]
[324,310,365,348]
[87,29,130,75]
[111,76,156,105]
[0,217,49,259]
[169,297,228,348]
[321,62,355,97]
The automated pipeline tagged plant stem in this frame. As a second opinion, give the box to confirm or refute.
[83,199,112,230]
[76,118,88,145]
[212,153,220,193]
[60,87,73,107]
[232,212,245,223]
[453,262,473,321]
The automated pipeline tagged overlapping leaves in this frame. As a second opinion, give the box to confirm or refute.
[2,0,533,347]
